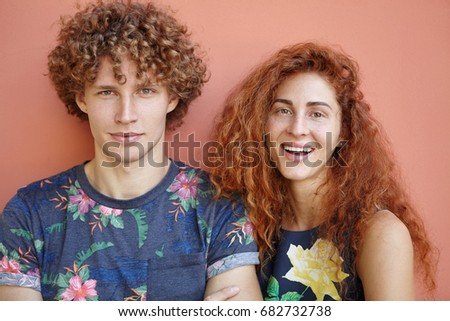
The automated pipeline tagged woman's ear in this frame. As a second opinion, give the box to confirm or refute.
[75,92,88,114]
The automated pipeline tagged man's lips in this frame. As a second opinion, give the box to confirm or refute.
[110,132,143,143]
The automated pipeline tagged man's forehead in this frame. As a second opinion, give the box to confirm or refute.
[95,55,162,85]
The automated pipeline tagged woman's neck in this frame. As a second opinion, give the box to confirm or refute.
[283,178,327,231]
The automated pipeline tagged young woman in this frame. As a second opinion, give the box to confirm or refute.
[210,42,437,300]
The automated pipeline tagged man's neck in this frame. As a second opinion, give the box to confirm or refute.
[84,157,171,200]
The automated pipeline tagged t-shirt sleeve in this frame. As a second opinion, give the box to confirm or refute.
[204,198,259,279]
[0,194,42,291]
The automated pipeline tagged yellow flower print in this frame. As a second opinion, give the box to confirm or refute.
[283,239,349,300]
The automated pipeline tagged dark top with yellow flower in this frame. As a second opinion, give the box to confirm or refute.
[258,228,364,301]
[0,160,258,301]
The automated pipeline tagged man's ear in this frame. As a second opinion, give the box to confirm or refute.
[75,92,88,114]
[167,96,179,114]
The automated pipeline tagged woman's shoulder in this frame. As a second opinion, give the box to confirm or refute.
[363,209,411,242]
[356,210,416,300]
[358,209,413,266]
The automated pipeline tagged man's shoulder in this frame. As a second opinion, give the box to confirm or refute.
[170,160,243,206]
[171,160,208,176]
[14,164,82,200]
[170,160,213,189]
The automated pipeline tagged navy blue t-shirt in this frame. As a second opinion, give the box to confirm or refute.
[0,161,258,300]
[259,228,364,301]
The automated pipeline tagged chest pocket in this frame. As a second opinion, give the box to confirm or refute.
[147,252,207,300]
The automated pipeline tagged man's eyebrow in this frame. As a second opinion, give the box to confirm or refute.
[91,84,116,89]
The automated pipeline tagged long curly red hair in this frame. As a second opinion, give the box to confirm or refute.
[210,42,436,296]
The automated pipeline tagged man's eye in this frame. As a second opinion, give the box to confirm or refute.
[141,88,153,95]
[99,90,113,96]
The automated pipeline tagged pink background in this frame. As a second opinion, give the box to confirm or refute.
[0,0,449,299]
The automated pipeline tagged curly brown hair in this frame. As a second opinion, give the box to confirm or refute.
[210,42,437,297]
[48,0,208,130]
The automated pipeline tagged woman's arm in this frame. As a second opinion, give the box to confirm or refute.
[0,285,43,300]
[204,265,262,300]
[356,210,415,300]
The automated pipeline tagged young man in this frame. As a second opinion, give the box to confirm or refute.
[0,1,261,301]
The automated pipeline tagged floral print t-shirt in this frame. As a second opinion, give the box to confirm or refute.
[259,228,364,301]
[0,161,258,301]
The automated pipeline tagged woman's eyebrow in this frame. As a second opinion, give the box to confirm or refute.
[307,101,332,110]
[273,98,293,105]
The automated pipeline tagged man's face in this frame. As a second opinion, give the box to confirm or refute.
[76,56,179,168]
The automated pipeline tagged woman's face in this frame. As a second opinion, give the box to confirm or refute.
[265,72,342,186]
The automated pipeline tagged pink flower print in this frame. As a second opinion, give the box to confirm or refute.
[69,189,95,214]
[62,275,97,301]
[243,221,254,235]
[26,268,41,278]
[99,205,123,217]
[0,256,21,273]
[170,172,198,200]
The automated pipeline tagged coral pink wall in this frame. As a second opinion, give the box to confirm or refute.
[1,0,449,299]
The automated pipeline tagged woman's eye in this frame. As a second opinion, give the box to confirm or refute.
[276,108,291,115]
[312,111,324,118]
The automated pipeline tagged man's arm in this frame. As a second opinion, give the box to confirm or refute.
[204,265,262,300]
[0,285,43,300]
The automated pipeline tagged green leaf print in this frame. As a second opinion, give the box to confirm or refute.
[55,287,67,300]
[10,229,33,240]
[78,265,90,282]
[265,276,280,300]
[180,198,193,212]
[46,221,67,234]
[0,243,8,256]
[197,217,212,246]
[198,189,212,198]
[264,276,303,301]
[41,273,62,286]
[100,213,109,227]
[8,249,20,262]
[155,244,165,258]
[86,295,99,301]
[128,209,148,248]
[34,240,44,253]
[281,292,303,301]
[68,184,79,196]
[56,273,70,288]
[69,202,85,222]
[134,285,147,295]
[110,215,124,229]
[75,242,114,267]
